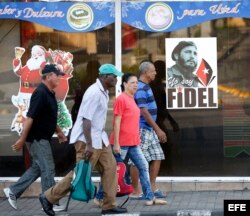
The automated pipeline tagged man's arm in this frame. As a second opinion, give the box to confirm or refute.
[12,117,33,151]
[55,126,67,143]
[140,107,167,143]
[82,118,94,160]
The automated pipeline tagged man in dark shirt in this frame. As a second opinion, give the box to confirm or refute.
[3,64,67,210]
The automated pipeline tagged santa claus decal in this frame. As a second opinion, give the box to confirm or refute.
[11,45,73,136]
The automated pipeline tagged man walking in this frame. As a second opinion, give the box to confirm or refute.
[130,61,167,198]
[4,64,67,210]
[38,64,128,216]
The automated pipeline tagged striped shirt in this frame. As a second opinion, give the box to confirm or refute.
[134,80,157,130]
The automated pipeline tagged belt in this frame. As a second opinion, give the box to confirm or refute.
[22,82,40,88]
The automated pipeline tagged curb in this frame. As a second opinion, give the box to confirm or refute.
[63,210,224,216]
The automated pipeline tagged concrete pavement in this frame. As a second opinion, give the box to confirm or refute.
[2,189,250,216]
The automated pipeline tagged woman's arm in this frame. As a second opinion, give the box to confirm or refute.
[113,115,122,155]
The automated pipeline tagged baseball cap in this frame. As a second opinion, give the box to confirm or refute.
[41,64,65,76]
[171,41,197,61]
[99,64,123,77]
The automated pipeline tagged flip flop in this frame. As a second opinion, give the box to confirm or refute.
[145,198,167,206]
[129,193,144,199]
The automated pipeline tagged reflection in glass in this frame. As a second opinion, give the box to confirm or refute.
[0,20,115,176]
[121,18,250,176]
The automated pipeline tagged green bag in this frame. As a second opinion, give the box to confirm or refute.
[71,160,96,202]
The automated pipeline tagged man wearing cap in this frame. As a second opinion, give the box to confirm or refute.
[167,41,199,87]
[4,64,67,211]
[38,64,128,216]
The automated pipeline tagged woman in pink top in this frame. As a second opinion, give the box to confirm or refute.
[95,73,167,206]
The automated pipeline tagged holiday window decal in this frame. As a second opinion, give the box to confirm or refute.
[11,45,73,136]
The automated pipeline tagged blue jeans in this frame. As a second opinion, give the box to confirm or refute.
[95,145,154,200]
[10,139,56,198]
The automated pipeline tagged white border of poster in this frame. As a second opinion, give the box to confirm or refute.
[165,37,218,109]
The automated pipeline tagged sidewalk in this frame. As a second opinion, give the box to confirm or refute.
[2,189,250,216]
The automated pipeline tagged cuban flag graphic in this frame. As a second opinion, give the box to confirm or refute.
[196,58,215,87]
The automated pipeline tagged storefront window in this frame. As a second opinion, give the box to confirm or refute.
[1,1,250,178]
[0,19,115,176]
[122,18,250,176]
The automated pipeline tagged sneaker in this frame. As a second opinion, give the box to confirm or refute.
[3,188,17,210]
[53,204,65,212]
[145,198,167,206]
[154,189,167,198]
[101,206,127,214]
[42,204,65,212]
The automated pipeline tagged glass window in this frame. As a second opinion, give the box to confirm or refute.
[122,18,250,176]
[0,19,115,176]
[1,16,250,177]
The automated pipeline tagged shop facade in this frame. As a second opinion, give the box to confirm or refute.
[0,0,250,183]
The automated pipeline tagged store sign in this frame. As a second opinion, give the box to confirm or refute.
[122,1,250,32]
[0,1,249,32]
[166,38,218,109]
[0,2,115,32]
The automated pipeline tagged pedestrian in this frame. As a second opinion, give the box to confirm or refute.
[38,64,128,216]
[94,73,167,206]
[3,64,67,210]
[130,61,167,198]
[167,41,199,87]
[71,60,100,124]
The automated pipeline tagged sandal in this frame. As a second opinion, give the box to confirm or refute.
[129,193,143,199]
[145,198,167,206]
[93,198,103,208]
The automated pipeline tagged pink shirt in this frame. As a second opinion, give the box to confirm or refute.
[110,92,140,146]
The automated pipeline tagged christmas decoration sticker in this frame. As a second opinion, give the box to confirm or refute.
[11,45,73,135]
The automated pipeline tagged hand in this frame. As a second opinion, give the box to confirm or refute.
[57,131,67,144]
[155,128,167,143]
[113,144,121,155]
[12,139,25,152]
[84,144,94,161]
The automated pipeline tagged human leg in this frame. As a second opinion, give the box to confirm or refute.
[96,145,117,210]
[8,164,40,199]
[44,141,85,204]
[149,160,161,192]
[34,139,56,193]
[129,165,141,196]
[120,147,141,197]
[128,146,167,205]
[94,147,130,207]
[147,130,166,197]
[129,128,153,197]
[95,184,104,200]
[95,145,127,214]
[93,184,104,208]
[5,141,41,210]
[128,146,154,200]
